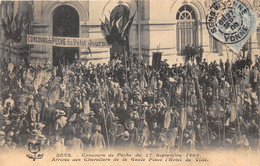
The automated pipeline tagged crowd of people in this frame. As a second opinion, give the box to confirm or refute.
[0,52,260,152]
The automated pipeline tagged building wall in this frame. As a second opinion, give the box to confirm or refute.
[0,0,259,66]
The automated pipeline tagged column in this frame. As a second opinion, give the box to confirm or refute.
[201,21,210,61]
[251,27,260,64]
[0,2,7,60]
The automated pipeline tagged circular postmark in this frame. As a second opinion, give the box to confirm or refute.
[206,0,252,44]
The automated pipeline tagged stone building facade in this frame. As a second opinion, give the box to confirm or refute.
[0,0,260,66]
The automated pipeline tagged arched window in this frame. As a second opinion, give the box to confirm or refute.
[176,5,198,54]
[176,5,196,20]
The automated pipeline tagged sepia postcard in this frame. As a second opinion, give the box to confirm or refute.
[0,0,260,166]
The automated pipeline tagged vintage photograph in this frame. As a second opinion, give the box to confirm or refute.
[0,0,260,165]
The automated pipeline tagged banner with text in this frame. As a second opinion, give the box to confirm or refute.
[27,35,111,48]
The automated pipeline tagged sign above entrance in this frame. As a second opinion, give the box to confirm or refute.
[27,35,111,48]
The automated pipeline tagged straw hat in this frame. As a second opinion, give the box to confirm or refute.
[142,102,149,107]
[37,123,46,129]
[95,125,101,131]
[62,101,71,108]
[5,119,12,125]
[2,114,9,119]
[37,134,46,141]
[68,113,77,123]
[21,110,27,115]
[31,129,39,136]
[0,131,5,137]
[58,110,66,116]
[113,117,120,121]
[60,84,66,90]
[28,94,34,99]
[88,111,95,116]
[123,131,129,140]
[169,77,176,83]
[140,115,146,120]
[79,112,89,121]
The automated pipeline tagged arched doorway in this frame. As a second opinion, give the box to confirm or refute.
[176,5,198,54]
[52,5,79,67]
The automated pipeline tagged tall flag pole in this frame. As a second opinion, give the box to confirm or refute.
[94,67,110,148]
[225,46,241,142]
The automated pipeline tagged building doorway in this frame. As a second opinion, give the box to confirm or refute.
[52,5,79,67]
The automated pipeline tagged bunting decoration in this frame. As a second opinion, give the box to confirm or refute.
[1,13,28,43]
[100,10,136,44]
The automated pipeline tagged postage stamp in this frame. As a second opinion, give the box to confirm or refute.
[206,0,252,44]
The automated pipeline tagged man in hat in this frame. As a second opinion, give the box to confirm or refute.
[65,126,84,152]
[3,102,12,117]
[126,120,139,147]
[27,94,35,110]
[16,96,27,114]
[157,128,169,149]
[82,98,90,115]
[88,111,98,130]
[138,129,149,148]
[115,88,124,106]
[133,90,142,104]
[4,94,15,109]
[90,125,105,150]
[54,110,67,134]
[182,129,195,150]
[190,89,197,110]
[149,119,160,145]
[115,131,130,147]
[116,101,128,125]
[139,115,148,131]
[130,110,140,128]
[109,117,124,147]
[122,83,130,102]
[37,134,47,150]
[138,115,149,146]
[80,114,93,147]
[141,102,149,116]
[205,87,214,107]
[43,101,56,135]
[50,133,66,152]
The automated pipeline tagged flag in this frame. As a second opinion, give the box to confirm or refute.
[88,46,92,57]
[105,16,111,32]
[27,1,34,22]
[116,16,124,33]
[11,13,25,43]
[228,103,237,123]
[11,12,20,31]
[1,18,7,30]
[121,12,136,39]
[180,108,187,131]
[7,14,12,26]
[164,108,171,129]
[2,18,12,40]
[100,19,112,44]
[83,100,90,114]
